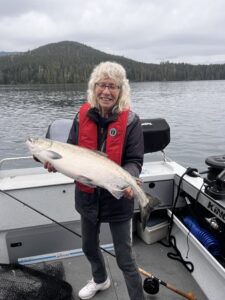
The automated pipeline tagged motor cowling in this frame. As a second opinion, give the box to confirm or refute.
[141,118,170,153]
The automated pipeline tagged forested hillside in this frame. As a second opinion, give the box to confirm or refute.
[0,41,225,84]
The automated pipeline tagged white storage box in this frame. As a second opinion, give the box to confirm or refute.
[136,216,169,245]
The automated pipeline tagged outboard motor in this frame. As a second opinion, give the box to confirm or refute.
[205,154,225,200]
[141,118,170,154]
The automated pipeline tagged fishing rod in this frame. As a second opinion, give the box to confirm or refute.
[0,188,197,300]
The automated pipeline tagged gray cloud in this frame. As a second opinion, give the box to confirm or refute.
[0,0,225,64]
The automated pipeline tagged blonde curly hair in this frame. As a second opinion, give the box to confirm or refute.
[87,61,131,112]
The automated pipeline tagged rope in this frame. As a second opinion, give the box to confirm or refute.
[160,167,200,273]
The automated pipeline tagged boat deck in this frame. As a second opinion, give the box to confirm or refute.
[32,234,208,300]
[0,157,218,300]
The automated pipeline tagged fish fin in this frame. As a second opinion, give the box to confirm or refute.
[140,193,160,231]
[76,176,96,188]
[42,150,62,160]
[110,187,127,200]
[132,177,143,186]
[146,193,160,207]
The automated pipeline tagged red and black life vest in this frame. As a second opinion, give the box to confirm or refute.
[77,102,129,192]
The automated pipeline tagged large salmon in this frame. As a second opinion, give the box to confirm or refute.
[26,138,159,229]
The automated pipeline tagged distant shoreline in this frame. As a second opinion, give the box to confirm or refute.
[0,41,225,84]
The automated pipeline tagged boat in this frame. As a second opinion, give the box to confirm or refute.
[0,118,224,300]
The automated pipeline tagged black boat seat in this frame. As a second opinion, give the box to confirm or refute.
[46,118,170,154]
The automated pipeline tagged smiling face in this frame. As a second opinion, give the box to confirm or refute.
[95,77,121,117]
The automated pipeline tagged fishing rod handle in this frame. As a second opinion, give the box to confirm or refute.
[138,267,197,300]
[138,267,153,278]
[166,283,197,300]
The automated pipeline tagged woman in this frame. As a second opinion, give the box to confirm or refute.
[46,61,145,299]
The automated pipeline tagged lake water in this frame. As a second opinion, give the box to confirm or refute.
[0,80,224,171]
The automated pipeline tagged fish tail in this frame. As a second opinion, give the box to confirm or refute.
[140,203,153,231]
[140,194,160,230]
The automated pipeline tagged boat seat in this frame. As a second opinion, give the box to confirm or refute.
[46,119,73,143]
[46,118,170,154]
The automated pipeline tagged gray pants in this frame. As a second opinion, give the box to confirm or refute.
[81,216,146,300]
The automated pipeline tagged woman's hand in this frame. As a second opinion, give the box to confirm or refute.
[44,161,57,173]
[124,186,134,200]
[123,180,142,200]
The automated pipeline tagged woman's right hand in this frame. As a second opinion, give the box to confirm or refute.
[44,161,57,173]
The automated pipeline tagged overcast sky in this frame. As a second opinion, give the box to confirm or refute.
[1,0,225,64]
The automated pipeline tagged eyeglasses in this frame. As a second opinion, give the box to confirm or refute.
[95,82,120,91]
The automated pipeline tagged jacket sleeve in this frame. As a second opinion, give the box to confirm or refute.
[67,113,79,145]
[122,114,144,177]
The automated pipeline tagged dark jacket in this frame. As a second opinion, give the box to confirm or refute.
[67,107,144,223]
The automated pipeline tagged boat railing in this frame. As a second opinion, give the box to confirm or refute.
[144,150,172,164]
[0,156,33,169]
[0,156,43,179]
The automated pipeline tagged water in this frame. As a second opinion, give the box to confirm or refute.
[0,80,225,171]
